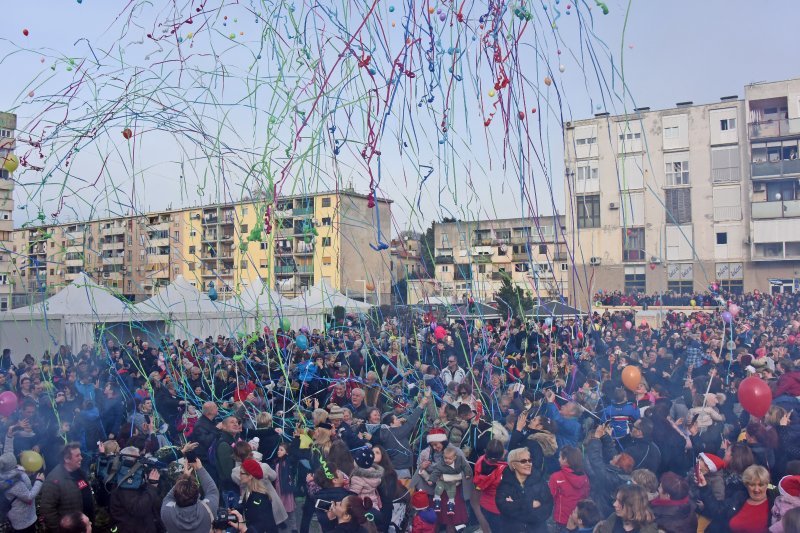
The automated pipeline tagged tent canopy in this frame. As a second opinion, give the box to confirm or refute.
[8,272,130,317]
[287,279,372,313]
[524,300,586,319]
[133,275,222,316]
[446,302,502,320]
[235,277,285,314]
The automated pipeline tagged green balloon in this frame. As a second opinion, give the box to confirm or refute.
[279,317,291,331]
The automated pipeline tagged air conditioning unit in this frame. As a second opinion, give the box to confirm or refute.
[609,202,619,210]
[590,257,602,266]
[743,238,751,245]
[753,183,765,192]
[650,256,661,264]
[103,272,110,278]
[565,121,573,128]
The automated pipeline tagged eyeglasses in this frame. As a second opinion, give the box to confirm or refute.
[513,458,532,464]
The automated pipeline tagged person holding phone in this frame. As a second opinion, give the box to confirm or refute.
[160,457,219,533]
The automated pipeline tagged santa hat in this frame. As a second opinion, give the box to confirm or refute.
[779,475,800,498]
[427,427,448,443]
[411,491,430,510]
[699,453,725,473]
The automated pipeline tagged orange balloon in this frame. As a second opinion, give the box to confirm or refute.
[621,365,641,391]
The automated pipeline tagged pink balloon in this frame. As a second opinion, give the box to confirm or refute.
[0,391,18,417]
[729,304,740,317]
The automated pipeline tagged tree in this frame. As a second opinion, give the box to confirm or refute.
[495,275,533,319]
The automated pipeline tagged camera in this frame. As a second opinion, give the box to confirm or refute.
[212,510,238,530]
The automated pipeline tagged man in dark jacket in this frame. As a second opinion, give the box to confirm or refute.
[583,425,634,517]
[100,383,125,439]
[190,401,220,459]
[625,418,662,474]
[109,447,163,533]
[216,416,241,497]
[40,442,95,531]
[378,395,429,479]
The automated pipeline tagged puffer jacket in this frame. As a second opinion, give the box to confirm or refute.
[651,497,698,533]
[495,468,553,533]
[349,464,384,510]
[770,475,800,533]
[548,465,590,525]
[1,466,43,530]
[40,465,93,531]
[473,455,506,514]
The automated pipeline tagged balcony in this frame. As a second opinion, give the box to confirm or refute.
[146,254,170,264]
[434,255,454,264]
[623,249,646,262]
[293,207,314,217]
[103,256,124,265]
[202,216,219,224]
[275,265,296,274]
[102,241,124,250]
[512,252,530,262]
[553,251,568,261]
[473,254,492,264]
[751,158,800,179]
[491,271,509,281]
[102,225,126,235]
[201,233,218,242]
[473,237,492,246]
[275,247,293,256]
[296,265,314,274]
[219,234,233,242]
[752,199,800,219]
[749,118,800,140]
[146,222,171,232]
[65,259,83,267]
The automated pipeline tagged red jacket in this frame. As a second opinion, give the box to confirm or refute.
[412,509,437,533]
[548,466,590,525]
[775,371,800,398]
[472,456,507,514]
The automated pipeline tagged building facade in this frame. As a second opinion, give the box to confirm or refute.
[10,190,391,304]
[564,77,800,308]
[432,216,569,302]
[0,113,15,311]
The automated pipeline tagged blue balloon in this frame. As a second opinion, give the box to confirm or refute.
[296,334,308,350]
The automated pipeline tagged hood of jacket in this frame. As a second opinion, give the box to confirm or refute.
[351,464,384,480]
[559,466,589,491]
[163,501,213,532]
[528,430,558,457]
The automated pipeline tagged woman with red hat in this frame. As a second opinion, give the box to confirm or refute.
[238,458,278,533]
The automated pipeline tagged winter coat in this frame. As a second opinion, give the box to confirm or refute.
[349,464,385,509]
[411,508,437,533]
[545,402,582,448]
[687,406,726,430]
[495,468,553,533]
[651,497,698,533]
[1,467,43,530]
[109,483,162,533]
[240,490,277,533]
[473,455,507,514]
[699,482,776,533]
[245,427,282,462]
[593,513,659,533]
[160,466,219,533]
[583,437,631,517]
[548,466,590,525]
[190,415,220,459]
[40,465,95,531]
[625,437,662,474]
[231,461,289,524]
[775,371,800,398]
[216,432,238,492]
[428,454,472,489]
[770,476,800,533]
[377,407,424,471]
[509,429,558,475]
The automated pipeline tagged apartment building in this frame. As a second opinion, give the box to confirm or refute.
[564,77,800,308]
[390,231,425,280]
[10,190,392,304]
[0,113,15,311]
[433,216,569,302]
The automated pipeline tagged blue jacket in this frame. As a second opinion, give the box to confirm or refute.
[544,402,582,448]
[601,402,639,440]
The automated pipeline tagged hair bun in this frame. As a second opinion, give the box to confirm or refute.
[362,496,373,510]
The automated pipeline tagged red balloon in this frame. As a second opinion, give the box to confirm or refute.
[23,29,30,37]
[434,326,446,340]
[738,376,772,418]
[122,128,133,140]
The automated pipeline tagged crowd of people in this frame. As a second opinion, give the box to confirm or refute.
[1,288,800,533]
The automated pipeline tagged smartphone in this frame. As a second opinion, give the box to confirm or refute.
[315,499,333,511]
[185,450,197,463]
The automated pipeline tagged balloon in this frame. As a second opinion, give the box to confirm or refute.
[624,320,632,330]
[22,29,29,37]
[690,299,696,307]
[365,282,375,291]
[474,319,483,329]
[279,317,291,331]
[296,334,308,350]
[0,391,18,416]
[434,326,446,340]
[122,128,132,140]
[738,376,772,418]
[558,64,565,73]
[729,304,740,317]
[640,319,648,326]
[621,365,642,392]
[544,76,552,86]
[721,311,733,324]
[20,450,43,473]
[2,153,19,173]
[577,331,584,340]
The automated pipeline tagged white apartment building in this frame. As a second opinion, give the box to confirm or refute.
[0,113,15,311]
[565,78,800,308]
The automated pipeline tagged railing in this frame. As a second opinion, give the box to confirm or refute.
[623,249,646,262]
[749,118,800,140]
[512,253,530,262]
[473,255,492,263]
[434,255,454,264]
[296,265,314,274]
[713,205,742,222]
[473,237,492,246]
[752,199,800,219]
[711,166,740,184]
[203,216,218,224]
[275,265,296,274]
[293,207,314,216]
[751,158,800,178]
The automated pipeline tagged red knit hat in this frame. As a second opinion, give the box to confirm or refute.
[427,427,447,443]
[699,453,725,473]
[241,459,263,479]
[411,491,430,510]
[780,475,800,498]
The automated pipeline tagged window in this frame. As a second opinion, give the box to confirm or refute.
[514,263,530,272]
[0,274,8,285]
[576,195,600,229]
[478,264,486,274]
[190,229,197,237]
[321,217,332,226]
[716,232,728,245]
[576,136,597,146]
[242,207,249,215]
[0,129,11,138]
[576,165,598,181]
[240,261,248,269]
[622,228,645,262]
[128,235,133,245]
[322,237,331,247]
[127,280,132,292]
[538,245,547,255]
[665,159,689,186]
[260,242,268,250]
[665,189,692,224]
[174,231,180,240]
[560,263,569,272]
[718,279,744,294]
[189,262,195,271]
[711,146,740,183]
[618,132,642,142]
[720,118,736,131]
[322,256,332,265]
[441,265,449,273]
[624,266,646,294]
[241,225,249,233]
[663,126,679,139]
[189,245,196,254]
[127,250,132,261]
[50,269,54,276]
[440,233,450,247]
[668,280,693,293]
[321,197,332,207]
[538,263,551,273]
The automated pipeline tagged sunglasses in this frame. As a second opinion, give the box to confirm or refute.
[513,458,532,464]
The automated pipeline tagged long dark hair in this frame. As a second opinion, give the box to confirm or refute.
[560,445,585,474]
[373,445,399,496]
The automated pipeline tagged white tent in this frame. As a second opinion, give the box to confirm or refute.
[287,279,372,313]
[0,272,133,361]
[132,276,247,340]
[236,277,285,314]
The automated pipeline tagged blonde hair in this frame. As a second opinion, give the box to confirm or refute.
[742,464,770,486]
[615,485,654,526]
[256,411,273,428]
[242,475,270,499]
[312,408,329,426]
[631,469,658,494]
[507,447,530,472]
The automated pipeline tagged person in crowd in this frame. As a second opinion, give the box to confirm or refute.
[495,447,553,533]
[160,458,218,533]
[0,451,45,533]
[594,484,658,533]
[699,463,774,533]
[650,471,697,533]
[57,512,92,533]
[236,458,278,533]
[216,415,241,498]
[548,445,590,530]
[473,439,507,533]
[230,441,288,528]
[324,495,378,533]
[108,447,162,533]
[565,500,603,532]
[584,423,635,517]
[427,445,472,515]
[411,491,437,533]
[40,443,95,531]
